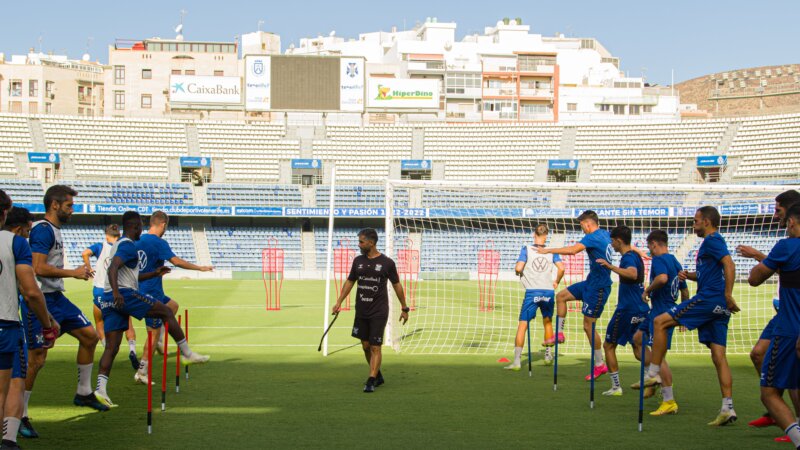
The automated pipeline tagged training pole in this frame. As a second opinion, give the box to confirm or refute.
[161,322,168,412]
[527,319,532,377]
[638,333,646,432]
[553,316,559,391]
[176,316,181,393]
[147,330,153,434]
[590,321,596,409]
[185,309,189,380]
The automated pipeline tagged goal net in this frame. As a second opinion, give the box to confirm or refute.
[384,180,792,355]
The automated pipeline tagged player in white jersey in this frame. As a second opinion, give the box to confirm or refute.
[82,224,138,370]
[0,193,55,447]
[94,211,209,407]
[24,185,107,423]
[504,224,565,370]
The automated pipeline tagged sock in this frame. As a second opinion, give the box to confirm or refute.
[177,338,192,358]
[610,372,620,389]
[101,339,106,347]
[138,358,148,373]
[648,363,661,377]
[3,417,20,443]
[785,423,800,447]
[545,346,553,359]
[23,391,31,418]
[513,347,523,364]
[594,349,605,366]
[77,363,93,396]
[128,339,136,353]
[556,317,565,333]
[721,397,734,412]
[662,386,674,402]
[96,374,108,394]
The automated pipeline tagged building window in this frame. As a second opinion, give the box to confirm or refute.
[141,94,152,108]
[171,69,181,75]
[114,65,125,84]
[29,80,38,97]
[45,81,54,98]
[599,104,610,112]
[567,103,577,111]
[185,70,195,76]
[78,107,84,115]
[629,105,641,115]
[613,104,625,115]
[114,91,125,110]
[142,69,152,79]
[10,80,22,97]
[213,70,224,77]
[9,101,22,113]
[45,103,52,113]
[643,105,653,113]
[29,102,38,114]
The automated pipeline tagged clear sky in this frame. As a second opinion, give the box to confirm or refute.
[2,0,797,85]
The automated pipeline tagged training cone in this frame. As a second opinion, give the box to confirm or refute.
[498,357,511,363]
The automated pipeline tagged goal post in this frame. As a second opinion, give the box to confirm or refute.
[384,179,795,355]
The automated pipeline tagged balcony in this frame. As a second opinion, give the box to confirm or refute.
[518,64,555,75]
[482,87,516,97]
[482,111,517,121]
[407,61,445,72]
[519,88,554,98]
[519,112,554,121]
[445,111,482,122]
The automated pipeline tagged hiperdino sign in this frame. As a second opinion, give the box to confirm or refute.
[366,78,439,109]
[169,75,241,104]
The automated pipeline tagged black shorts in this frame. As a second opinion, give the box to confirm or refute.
[352,316,388,346]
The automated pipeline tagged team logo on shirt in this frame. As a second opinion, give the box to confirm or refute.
[670,276,681,301]
[375,264,382,271]
[137,250,147,271]
[605,244,613,262]
[531,257,549,272]
[358,264,364,269]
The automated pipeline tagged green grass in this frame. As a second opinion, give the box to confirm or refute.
[19,279,784,449]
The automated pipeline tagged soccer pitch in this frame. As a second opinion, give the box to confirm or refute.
[23,279,783,449]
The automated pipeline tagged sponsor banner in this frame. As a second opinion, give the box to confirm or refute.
[577,207,671,218]
[245,56,271,111]
[340,57,364,112]
[697,155,727,167]
[180,156,211,168]
[232,206,284,216]
[523,208,573,218]
[719,203,760,215]
[548,159,579,170]
[401,160,432,170]
[291,159,322,170]
[84,204,232,216]
[366,78,439,109]
[427,208,525,218]
[14,203,47,214]
[170,75,241,104]
[27,152,60,164]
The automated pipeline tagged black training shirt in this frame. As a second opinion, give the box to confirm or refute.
[347,253,400,319]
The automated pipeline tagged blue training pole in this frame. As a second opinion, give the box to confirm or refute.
[638,332,647,432]
[590,321,596,409]
[553,316,559,391]
[527,319,533,377]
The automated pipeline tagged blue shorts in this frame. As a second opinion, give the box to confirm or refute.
[638,309,676,350]
[22,292,91,349]
[144,294,172,329]
[12,328,27,379]
[96,289,158,333]
[566,281,611,319]
[759,315,778,341]
[668,296,731,347]
[0,324,23,372]
[519,289,554,321]
[760,335,800,389]
[605,309,648,347]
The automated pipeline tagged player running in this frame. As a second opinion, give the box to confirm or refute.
[631,230,688,415]
[23,185,107,421]
[595,225,648,396]
[536,210,613,380]
[505,224,564,370]
[736,189,800,432]
[82,224,139,370]
[645,206,740,426]
[332,228,409,393]
[133,211,213,385]
[94,211,210,407]
[0,196,56,448]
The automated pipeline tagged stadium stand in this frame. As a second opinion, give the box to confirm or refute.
[0,178,43,203]
[0,114,33,175]
[728,113,800,181]
[312,125,413,183]
[65,180,193,204]
[207,183,301,206]
[206,226,302,271]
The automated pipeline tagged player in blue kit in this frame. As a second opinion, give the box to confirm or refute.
[537,210,613,380]
[24,185,107,423]
[736,189,800,431]
[94,211,210,407]
[133,211,213,384]
[82,224,138,369]
[596,226,648,396]
[0,194,56,447]
[632,230,689,416]
[645,206,740,426]
[748,202,800,447]
[504,224,565,370]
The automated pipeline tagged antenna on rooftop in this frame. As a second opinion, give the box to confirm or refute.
[258,19,265,32]
[83,36,93,61]
[175,9,187,41]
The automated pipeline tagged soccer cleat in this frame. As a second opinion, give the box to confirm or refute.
[643,373,662,387]
[134,370,155,386]
[774,436,791,442]
[556,332,566,343]
[543,355,554,366]
[19,417,38,438]
[602,387,623,396]
[0,439,21,449]
[707,409,737,426]
[73,392,110,412]
[504,363,521,371]
[375,373,385,387]
[94,390,117,408]
[650,400,679,416]
[541,336,556,347]
[181,352,210,366]
[748,414,776,427]
[643,385,657,399]
[128,351,140,371]
[584,363,609,381]
[363,378,375,393]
